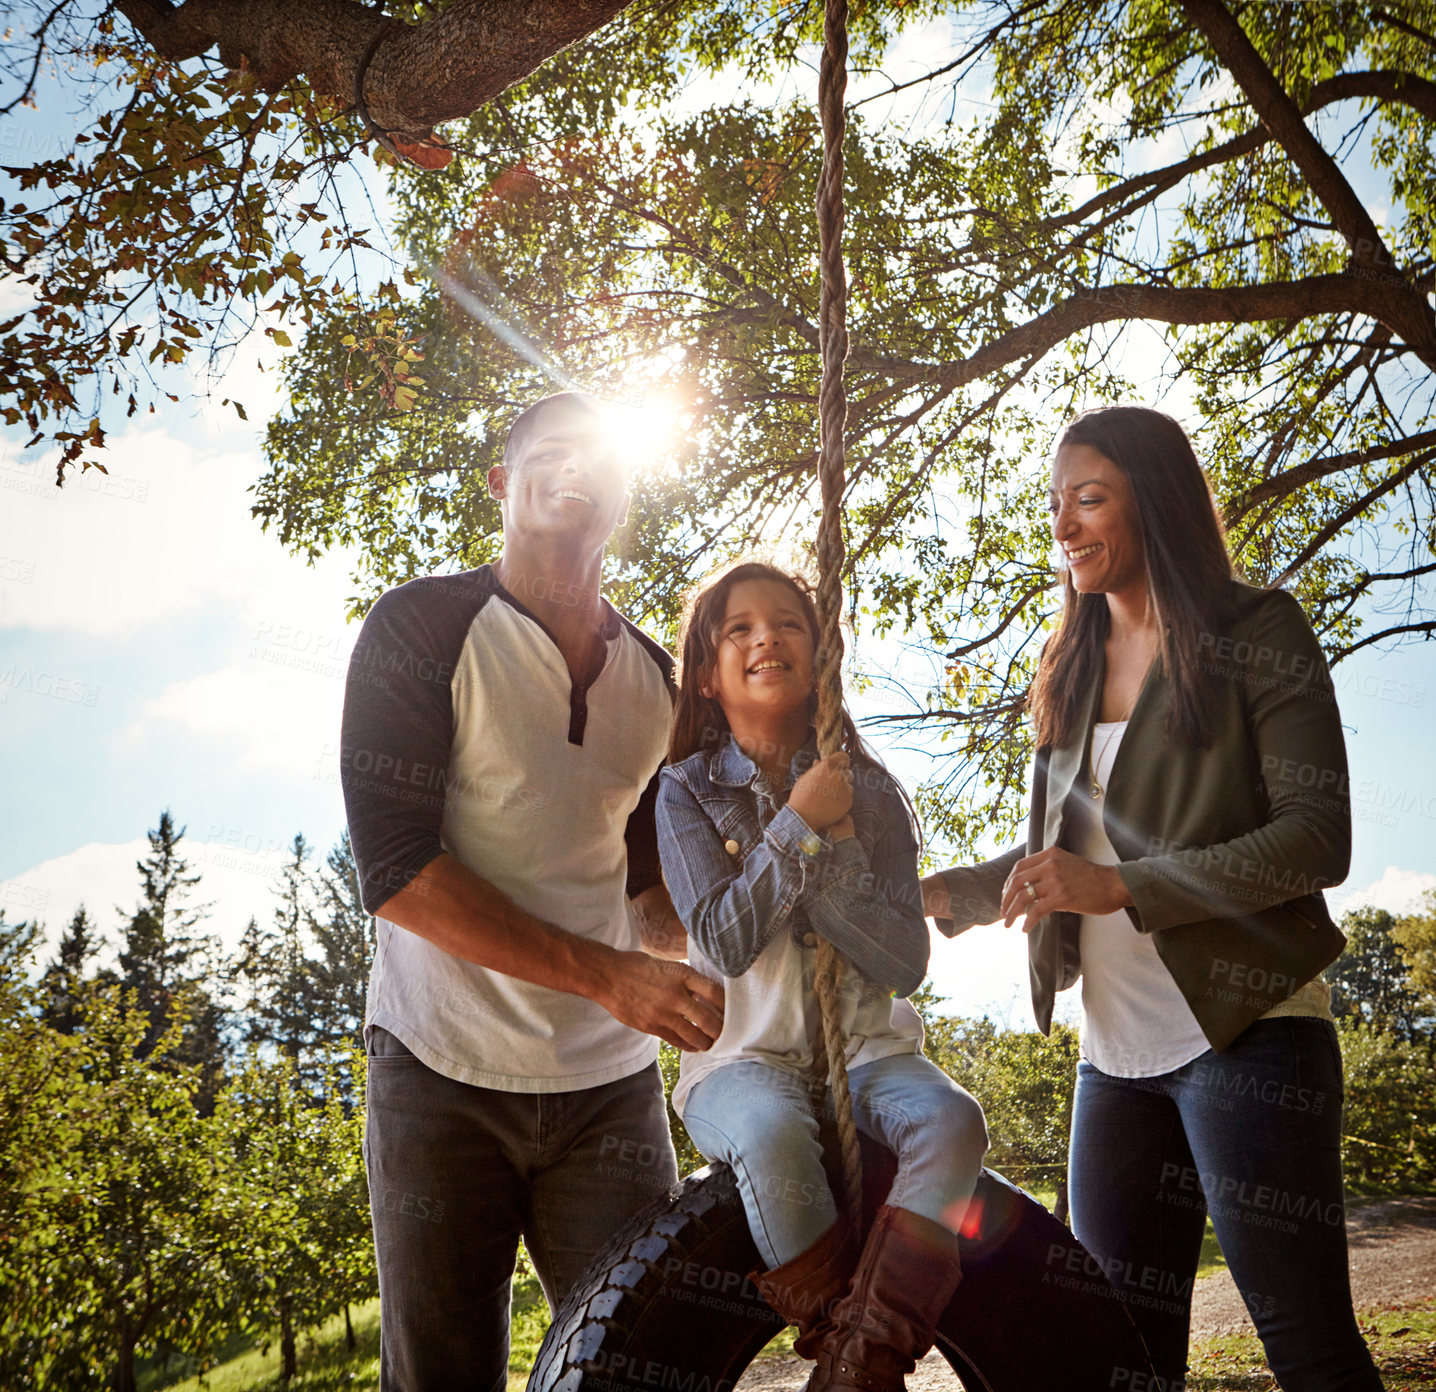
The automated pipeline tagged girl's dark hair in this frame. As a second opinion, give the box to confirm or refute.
[669,561,867,764]
[1028,406,1235,750]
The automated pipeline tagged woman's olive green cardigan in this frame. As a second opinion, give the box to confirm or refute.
[934,583,1348,1052]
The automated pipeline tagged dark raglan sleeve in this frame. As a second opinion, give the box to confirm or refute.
[621,623,678,901]
[624,767,665,899]
[341,577,477,916]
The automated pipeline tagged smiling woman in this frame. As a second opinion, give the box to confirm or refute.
[923,405,1383,1392]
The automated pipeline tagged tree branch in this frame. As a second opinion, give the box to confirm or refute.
[923,275,1433,391]
[0,0,71,118]
[1178,0,1395,277]
[946,581,1050,659]
[1372,6,1436,54]
[114,0,633,162]
[1324,559,1436,607]
[1331,620,1436,662]
[1235,426,1436,511]
[1048,70,1436,237]
[1316,68,1436,122]
[1271,450,1435,588]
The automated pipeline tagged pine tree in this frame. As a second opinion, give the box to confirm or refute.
[235,835,324,1086]
[0,911,39,983]
[117,811,226,1110]
[309,833,375,1057]
[40,905,104,1034]
[233,833,376,1104]
[118,812,205,1039]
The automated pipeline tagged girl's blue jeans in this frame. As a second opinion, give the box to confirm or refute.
[1069,1017,1382,1392]
[682,1053,988,1268]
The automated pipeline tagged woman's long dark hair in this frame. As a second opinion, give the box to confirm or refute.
[669,561,864,764]
[1028,407,1235,750]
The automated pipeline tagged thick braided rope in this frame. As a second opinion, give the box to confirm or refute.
[811,0,863,1223]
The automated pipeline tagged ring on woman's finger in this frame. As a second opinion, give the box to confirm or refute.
[1024,880,1038,903]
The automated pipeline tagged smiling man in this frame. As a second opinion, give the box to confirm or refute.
[341,391,724,1392]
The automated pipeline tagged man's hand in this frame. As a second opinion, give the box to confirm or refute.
[789,752,854,831]
[631,883,689,960]
[1000,846,1132,930]
[596,954,725,1051]
[377,855,718,1041]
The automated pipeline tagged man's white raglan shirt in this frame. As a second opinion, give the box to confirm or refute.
[341,564,675,1092]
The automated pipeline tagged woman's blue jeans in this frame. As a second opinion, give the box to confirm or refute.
[1069,1017,1382,1392]
[682,1053,988,1268]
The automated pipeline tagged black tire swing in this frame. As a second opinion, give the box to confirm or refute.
[529,1139,1155,1392]
[531,3,1157,1387]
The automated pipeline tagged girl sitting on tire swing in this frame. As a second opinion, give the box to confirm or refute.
[656,560,989,1392]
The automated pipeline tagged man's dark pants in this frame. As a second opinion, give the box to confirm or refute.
[365,1027,678,1392]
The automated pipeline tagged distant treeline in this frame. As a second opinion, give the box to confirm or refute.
[4,812,1434,1389]
[3,812,374,1392]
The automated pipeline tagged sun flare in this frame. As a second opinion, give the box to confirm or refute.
[608,348,689,477]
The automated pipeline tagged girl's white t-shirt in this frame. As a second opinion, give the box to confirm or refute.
[671,773,923,1119]
[1072,721,1211,1078]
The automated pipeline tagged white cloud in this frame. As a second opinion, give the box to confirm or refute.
[140,642,350,778]
[126,526,357,776]
[0,420,360,640]
[1332,866,1436,918]
[0,276,35,319]
[1,836,297,965]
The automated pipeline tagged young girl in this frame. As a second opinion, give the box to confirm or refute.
[656,561,988,1392]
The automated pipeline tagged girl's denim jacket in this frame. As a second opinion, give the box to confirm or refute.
[656,735,928,996]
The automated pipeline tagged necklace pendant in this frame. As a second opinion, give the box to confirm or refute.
[1090,781,1102,799]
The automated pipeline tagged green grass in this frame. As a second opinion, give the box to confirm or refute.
[144,1277,548,1392]
[145,1302,380,1392]
[149,1294,1436,1392]
[143,1197,1432,1392]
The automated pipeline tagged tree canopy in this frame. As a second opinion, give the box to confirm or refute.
[4,0,1435,851]
[0,0,643,469]
[269,0,1436,849]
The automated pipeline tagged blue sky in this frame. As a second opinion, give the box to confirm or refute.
[2,15,1433,1026]
[2,373,1431,1026]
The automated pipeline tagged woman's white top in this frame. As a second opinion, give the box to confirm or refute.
[1074,722,1212,1077]
[1073,720,1332,1078]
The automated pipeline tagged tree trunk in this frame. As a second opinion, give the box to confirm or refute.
[344,1303,355,1352]
[115,1326,136,1392]
[1054,1178,1070,1228]
[280,1293,297,1382]
[114,0,636,164]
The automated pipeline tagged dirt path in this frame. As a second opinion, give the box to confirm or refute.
[1190,1195,1436,1339]
[734,1196,1436,1391]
